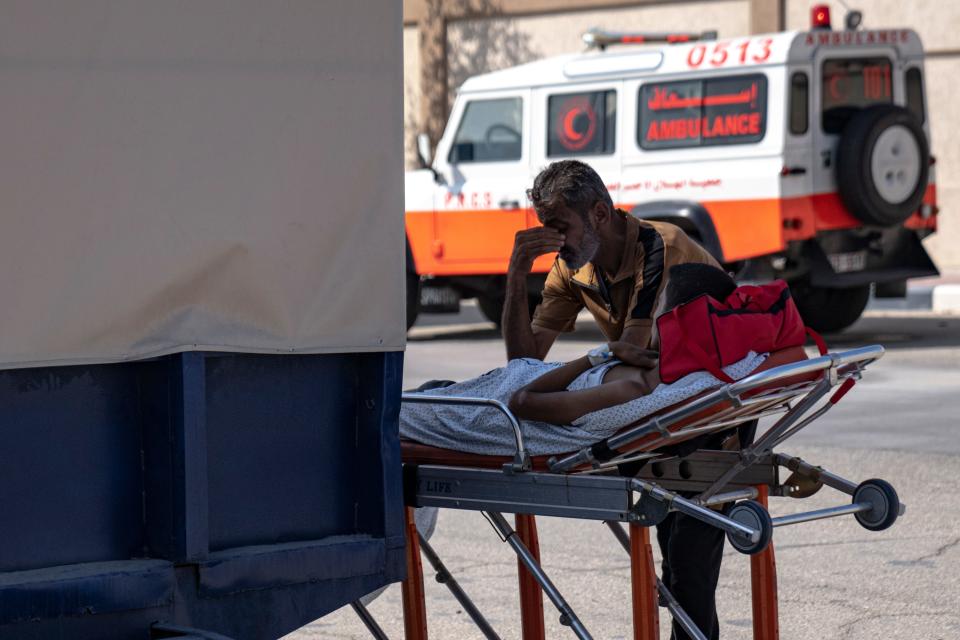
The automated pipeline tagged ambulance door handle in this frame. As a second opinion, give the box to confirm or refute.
[499,199,520,210]
[780,166,807,176]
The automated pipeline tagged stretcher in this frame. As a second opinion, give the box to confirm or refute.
[357,344,903,640]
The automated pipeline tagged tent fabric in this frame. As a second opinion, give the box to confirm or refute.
[0,1,406,369]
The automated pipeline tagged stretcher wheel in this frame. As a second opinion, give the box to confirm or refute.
[726,500,773,555]
[853,479,900,531]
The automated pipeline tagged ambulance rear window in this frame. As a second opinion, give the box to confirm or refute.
[547,90,616,157]
[821,58,893,133]
[638,75,767,150]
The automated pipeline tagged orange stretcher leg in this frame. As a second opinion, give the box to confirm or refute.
[751,486,779,640]
[630,523,659,640]
[515,514,546,640]
[402,506,428,640]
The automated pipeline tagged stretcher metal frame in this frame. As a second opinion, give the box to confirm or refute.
[383,345,903,640]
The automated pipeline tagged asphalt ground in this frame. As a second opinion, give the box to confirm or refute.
[290,303,960,640]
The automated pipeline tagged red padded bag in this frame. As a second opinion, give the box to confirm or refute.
[657,280,824,383]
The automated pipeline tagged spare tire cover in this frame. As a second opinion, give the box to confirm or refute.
[835,105,929,226]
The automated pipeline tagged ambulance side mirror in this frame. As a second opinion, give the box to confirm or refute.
[417,133,433,168]
[417,133,445,185]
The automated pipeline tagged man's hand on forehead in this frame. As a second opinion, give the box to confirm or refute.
[509,227,565,274]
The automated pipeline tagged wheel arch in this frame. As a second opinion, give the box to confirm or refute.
[405,234,418,275]
[628,200,725,263]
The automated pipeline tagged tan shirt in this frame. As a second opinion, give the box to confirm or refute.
[532,212,720,348]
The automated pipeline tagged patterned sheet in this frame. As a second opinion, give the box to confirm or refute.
[400,352,767,456]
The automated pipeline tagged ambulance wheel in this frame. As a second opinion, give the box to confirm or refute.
[853,479,900,532]
[477,294,504,327]
[836,105,929,226]
[406,271,421,330]
[726,500,773,555]
[477,293,541,328]
[793,283,870,333]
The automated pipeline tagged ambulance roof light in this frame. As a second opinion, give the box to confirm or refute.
[811,5,832,30]
[583,28,718,51]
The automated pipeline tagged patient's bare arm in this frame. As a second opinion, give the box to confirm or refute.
[508,356,653,425]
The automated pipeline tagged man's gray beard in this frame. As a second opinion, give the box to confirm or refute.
[561,225,600,270]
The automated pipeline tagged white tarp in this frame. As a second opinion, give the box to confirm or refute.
[0,1,406,369]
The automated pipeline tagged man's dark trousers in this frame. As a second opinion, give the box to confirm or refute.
[656,508,726,640]
[654,421,757,640]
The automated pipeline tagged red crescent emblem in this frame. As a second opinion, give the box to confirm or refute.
[829,75,844,101]
[563,109,584,141]
[556,97,597,151]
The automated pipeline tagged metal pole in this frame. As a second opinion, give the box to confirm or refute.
[698,380,832,502]
[604,522,708,640]
[485,511,594,640]
[699,487,758,507]
[350,601,390,640]
[775,454,858,495]
[771,503,870,527]
[633,480,760,541]
[418,534,502,640]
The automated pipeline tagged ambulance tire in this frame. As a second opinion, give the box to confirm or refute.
[792,283,870,334]
[477,294,503,327]
[406,271,421,330]
[477,293,541,329]
[836,105,929,226]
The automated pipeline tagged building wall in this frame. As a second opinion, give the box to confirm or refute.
[446,1,751,98]
[785,0,960,268]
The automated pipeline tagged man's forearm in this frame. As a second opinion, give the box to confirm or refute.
[503,270,539,360]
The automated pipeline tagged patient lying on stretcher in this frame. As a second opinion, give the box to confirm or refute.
[400,264,767,456]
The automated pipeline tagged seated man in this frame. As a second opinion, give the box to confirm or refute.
[400,263,749,456]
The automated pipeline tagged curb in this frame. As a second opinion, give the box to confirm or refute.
[932,284,960,314]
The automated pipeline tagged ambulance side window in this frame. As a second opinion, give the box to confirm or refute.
[906,67,925,123]
[789,72,809,135]
[546,90,616,157]
[448,97,523,163]
[638,75,767,150]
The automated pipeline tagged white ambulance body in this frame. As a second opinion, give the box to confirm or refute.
[406,15,937,332]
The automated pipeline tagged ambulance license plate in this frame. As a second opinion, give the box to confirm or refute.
[420,284,460,313]
[828,250,867,273]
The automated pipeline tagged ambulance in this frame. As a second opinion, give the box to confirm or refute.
[404,5,938,332]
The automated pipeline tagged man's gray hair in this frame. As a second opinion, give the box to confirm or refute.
[526,160,613,220]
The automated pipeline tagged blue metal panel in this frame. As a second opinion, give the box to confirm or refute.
[204,353,362,550]
[0,349,406,639]
[355,352,407,551]
[197,536,385,597]
[0,365,145,572]
[0,560,174,625]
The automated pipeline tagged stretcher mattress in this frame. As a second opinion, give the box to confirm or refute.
[399,352,767,456]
